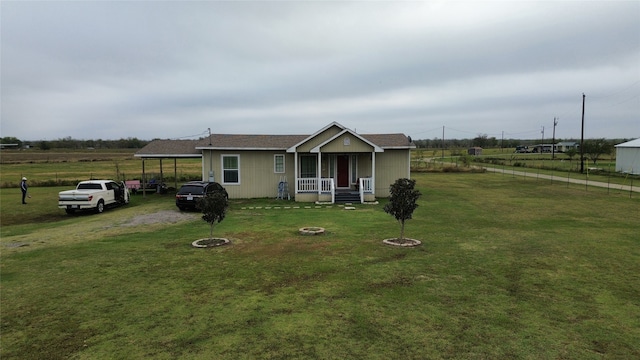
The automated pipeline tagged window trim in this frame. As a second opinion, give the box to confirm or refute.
[274,154,285,174]
[221,154,240,185]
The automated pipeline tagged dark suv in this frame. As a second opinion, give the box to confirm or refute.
[175,181,228,211]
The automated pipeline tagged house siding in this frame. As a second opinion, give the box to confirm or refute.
[374,149,411,197]
[202,147,410,200]
[203,150,295,198]
[357,153,373,179]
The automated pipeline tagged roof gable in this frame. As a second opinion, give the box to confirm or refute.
[287,122,346,153]
[310,129,384,153]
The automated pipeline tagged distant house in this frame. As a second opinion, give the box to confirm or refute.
[556,142,579,152]
[135,122,415,203]
[467,147,482,156]
[531,144,555,153]
[615,139,640,175]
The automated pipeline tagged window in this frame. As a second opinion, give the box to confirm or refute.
[222,155,240,184]
[274,154,285,173]
[300,155,317,178]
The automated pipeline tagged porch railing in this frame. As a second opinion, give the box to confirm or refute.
[320,178,335,203]
[297,178,317,192]
[359,177,373,203]
[297,178,335,202]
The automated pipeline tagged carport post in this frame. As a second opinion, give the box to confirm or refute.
[142,158,147,197]
[160,159,164,190]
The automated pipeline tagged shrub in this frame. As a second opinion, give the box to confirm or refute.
[198,191,229,240]
[383,178,421,241]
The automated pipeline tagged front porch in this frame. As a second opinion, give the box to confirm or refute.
[294,177,375,204]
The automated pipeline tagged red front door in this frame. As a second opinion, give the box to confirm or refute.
[337,155,350,187]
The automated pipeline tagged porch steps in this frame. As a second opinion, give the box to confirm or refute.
[334,192,361,204]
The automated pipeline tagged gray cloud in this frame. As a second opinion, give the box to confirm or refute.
[1,1,638,141]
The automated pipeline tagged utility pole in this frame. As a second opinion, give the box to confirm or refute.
[541,126,544,152]
[552,117,558,159]
[580,93,585,174]
[501,131,504,152]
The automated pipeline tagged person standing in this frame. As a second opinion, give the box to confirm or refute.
[20,177,28,204]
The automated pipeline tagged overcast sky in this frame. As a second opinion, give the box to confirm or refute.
[1,1,638,142]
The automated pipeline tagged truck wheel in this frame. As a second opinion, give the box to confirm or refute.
[96,200,105,214]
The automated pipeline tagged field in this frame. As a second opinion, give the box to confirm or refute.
[0,149,202,188]
[1,163,639,358]
[411,148,637,188]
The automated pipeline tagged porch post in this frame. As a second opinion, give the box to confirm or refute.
[371,151,376,194]
[317,151,322,196]
[200,152,206,181]
[294,151,299,194]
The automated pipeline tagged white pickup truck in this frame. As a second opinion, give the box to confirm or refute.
[58,180,130,214]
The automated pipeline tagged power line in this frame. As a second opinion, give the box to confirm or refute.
[589,80,640,100]
[171,130,209,140]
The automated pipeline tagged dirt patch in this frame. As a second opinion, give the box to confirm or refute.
[121,210,199,227]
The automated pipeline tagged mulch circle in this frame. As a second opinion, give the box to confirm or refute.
[299,227,325,235]
[192,238,230,248]
[382,238,421,247]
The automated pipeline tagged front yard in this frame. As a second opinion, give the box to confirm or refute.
[1,173,639,359]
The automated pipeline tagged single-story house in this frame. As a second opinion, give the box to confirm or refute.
[615,138,640,175]
[556,142,579,152]
[467,147,482,156]
[135,122,415,203]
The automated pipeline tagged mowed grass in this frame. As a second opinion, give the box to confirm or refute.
[1,173,639,359]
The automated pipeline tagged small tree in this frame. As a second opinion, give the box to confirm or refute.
[383,178,421,241]
[565,148,578,161]
[198,191,229,240]
[583,139,613,165]
[565,148,578,170]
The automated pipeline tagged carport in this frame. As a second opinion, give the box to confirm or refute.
[134,139,204,196]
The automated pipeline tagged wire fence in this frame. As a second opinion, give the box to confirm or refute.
[411,160,638,199]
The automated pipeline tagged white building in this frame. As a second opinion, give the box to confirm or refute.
[615,139,640,175]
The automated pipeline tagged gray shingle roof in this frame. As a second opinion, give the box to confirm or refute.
[361,133,414,148]
[200,134,309,149]
[136,132,413,157]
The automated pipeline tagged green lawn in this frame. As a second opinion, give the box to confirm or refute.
[1,173,639,359]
